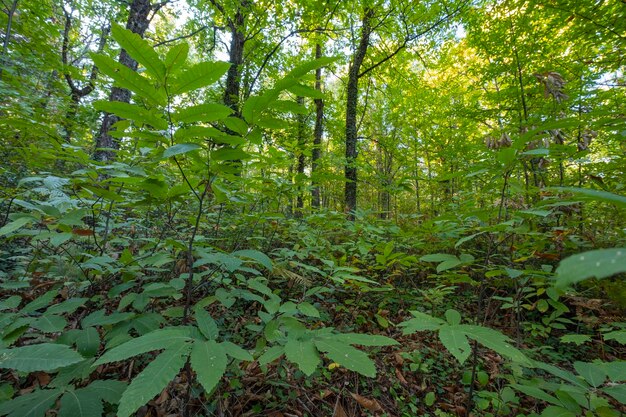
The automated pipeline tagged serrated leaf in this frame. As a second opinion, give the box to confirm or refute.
[285,338,320,376]
[170,61,230,95]
[190,340,227,394]
[172,102,233,123]
[83,380,127,404]
[164,42,188,72]
[462,325,530,364]
[223,117,248,135]
[0,388,62,417]
[314,339,376,377]
[560,334,591,345]
[510,383,561,405]
[212,147,250,161]
[556,248,626,287]
[548,187,626,208]
[603,384,626,404]
[574,361,607,387]
[604,330,626,344]
[221,341,253,361]
[93,327,194,365]
[0,343,83,371]
[75,327,100,357]
[399,311,445,333]
[194,307,219,340]
[540,406,577,417]
[298,302,320,318]
[332,333,398,347]
[438,326,471,364]
[111,23,166,83]
[162,143,202,158]
[0,216,35,236]
[232,249,272,271]
[258,345,284,366]
[21,290,55,314]
[58,389,103,417]
[420,253,458,263]
[94,100,168,130]
[90,53,165,105]
[32,314,67,333]
[117,342,191,417]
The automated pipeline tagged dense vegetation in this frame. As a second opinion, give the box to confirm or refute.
[0,0,625,416]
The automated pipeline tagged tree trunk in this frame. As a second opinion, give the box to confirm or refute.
[344,8,373,221]
[93,0,151,162]
[0,0,18,81]
[224,1,249,114]
[311,42,324,209]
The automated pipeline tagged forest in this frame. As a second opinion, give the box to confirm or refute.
[0,0,625,416]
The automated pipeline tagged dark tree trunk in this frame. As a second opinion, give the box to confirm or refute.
[224,1,249,114]
[311,42,324,209]
[344,8,373,220]
[93,0,151,162]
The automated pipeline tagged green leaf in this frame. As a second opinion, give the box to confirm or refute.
[162,143,202,158]
[424,391,436,406]
[555,248,626,287]
[46,298,88,315]
[0,388,63,417]
[0,343,83,371]
[560,334,591,345]
[164,42,189,72]
[547,187,626,208]
[287,83,324,99]
[574,361,607,387]
[221,341,253,361]
[314,338,376,377]
[222,117,248,135]
[510,383,561,405]
[20,290,55,314]
[111,23,166,83]
[58,389,103,417]
[462,325,530,364]
[93,327,194,365]
[90,53,165,105]
[75,327,100,357]
[212,147,250,161]
[84,380,127,404]
[32,314,67,333]
[540,406,577,417]
[438,326,471,364]
[170,61,230,95]
[604,330,626,344]
[285,338,320,376]
[297,302,320,318]
[232,249,273,271]
[190,340,227,394]
[420,253,458,263]
[603,384,626,404]
[333,333,398,347]
[0,216,36,236]
[258,345,284,366]
[172,102,233,123]
[94,100,168,130]
[117,342,191,417]
[194,307,219,340]
[399,311,445,333]
[445,309,462,326]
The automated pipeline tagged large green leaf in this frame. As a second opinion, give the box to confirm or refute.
[164,42,189,72]
[162,143,202,158]
[84,380,127,404]
[314,338,376,377]
[0,343,83,371]
[58,389,103,417]
[399,311,445,333]
[573,361,607,387]
[0,388,63,417]
[462,325,530,365]
[333,333,398,347]
[232,249,273,271]
[117,342,191,417]
[548,187,626,209]
[111,23,166,83]
[194,307,219,340]
[172,103,233,123]
[190,340,227,394]
[90,53,165,105]
[170,61,230,95]
[94,101,168,130]
[32,314,67,333]
[555,248,626,287]
[438,326,471,364]
[93,327,194,365]
[285,338,320,376]
[0,216,36,236]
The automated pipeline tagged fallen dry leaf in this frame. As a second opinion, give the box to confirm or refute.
[350,392,383,413]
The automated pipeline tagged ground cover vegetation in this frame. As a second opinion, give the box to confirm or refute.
[0,0,625,416]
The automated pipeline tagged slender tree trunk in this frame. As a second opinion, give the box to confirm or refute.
[224,1,248,114]
[93,0,151,162]
[345,8,373,220]
[0,0,18,81]
[295,96,306,217]
[311,42,324,209]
